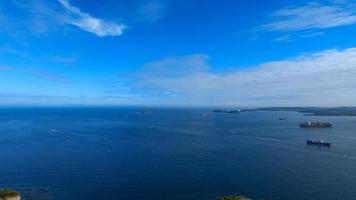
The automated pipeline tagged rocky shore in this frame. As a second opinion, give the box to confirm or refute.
[0,188,260,200]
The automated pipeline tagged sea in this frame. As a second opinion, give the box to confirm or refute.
[1,107,356,200]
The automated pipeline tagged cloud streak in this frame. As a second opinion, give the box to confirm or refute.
[261,2,356,32]
[58,0,125,37]
[0,66,14,70]
[136,0,171,23]
[0,0,125,37]
[0,93,99,106]
[0,65,71,84]
[24,68,72,83]
[130,48,356,106]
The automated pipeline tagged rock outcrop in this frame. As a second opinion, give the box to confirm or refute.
[0,189,21,200]
[218,196,251,200]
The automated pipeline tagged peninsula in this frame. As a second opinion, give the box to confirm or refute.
[246,107,356,116]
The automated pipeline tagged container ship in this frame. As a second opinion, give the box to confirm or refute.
[300,121,333,128]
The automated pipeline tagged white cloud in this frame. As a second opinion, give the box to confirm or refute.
[261,2,356,32]
[58,0,125,37]
[133,48,356,106]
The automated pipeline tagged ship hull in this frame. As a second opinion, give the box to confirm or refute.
[307,140,331,147]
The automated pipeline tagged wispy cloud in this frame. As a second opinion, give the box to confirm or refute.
[0,93,98,106]
[134,0,196,24]
[50,54,77,64]
[0,66,14,70]
[128,48,356,106]
[24,68,72,83]
[300,31,325,38]
[261,2,356,32]
[57,0,125,37]
[0,0,125,37]
[0,65,71,84]
[273,35,293,42]
[136,0,171,23]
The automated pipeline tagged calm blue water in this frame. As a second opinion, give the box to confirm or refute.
[1,107,356,200]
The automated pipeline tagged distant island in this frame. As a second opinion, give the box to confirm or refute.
[253,107,356,116]
[213,107,356,116]
[213,109,248,114]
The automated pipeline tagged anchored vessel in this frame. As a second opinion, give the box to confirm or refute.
[307,140,331,147]
[300,121,333,128]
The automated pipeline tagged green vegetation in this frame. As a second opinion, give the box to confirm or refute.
[0,189,20,199]
[217,195,251,200]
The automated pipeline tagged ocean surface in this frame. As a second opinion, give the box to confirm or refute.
[1,107,356,200]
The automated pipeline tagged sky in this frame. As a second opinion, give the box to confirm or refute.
[1,0,356,107]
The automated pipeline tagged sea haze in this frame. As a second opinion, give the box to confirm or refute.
[1,107,356,200]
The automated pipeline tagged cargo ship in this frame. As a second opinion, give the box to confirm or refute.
[307,140,331,147]
[300,121,332,128]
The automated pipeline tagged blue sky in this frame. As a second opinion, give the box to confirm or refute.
[1,0,356,106]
